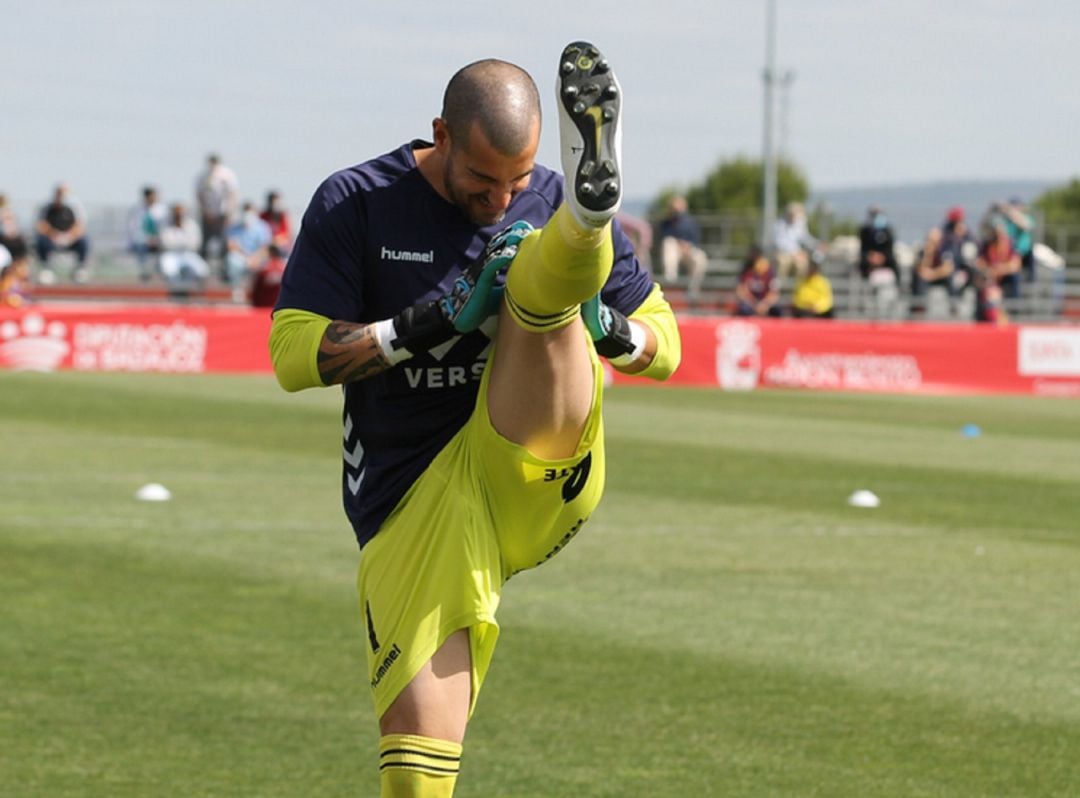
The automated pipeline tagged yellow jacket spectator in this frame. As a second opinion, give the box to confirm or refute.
[792,261,834,318]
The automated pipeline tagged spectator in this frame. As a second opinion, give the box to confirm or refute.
[978,202,1026,300]
[858,205,900,318]
[259,190,293,252]
[772,201,818,284]
[1000,197,1036,285]
[250,243,287,308]
[0,193,22,250]
[0,238,33,307]
[734,247,781,317]
[224,201,272,301]
[126,185,167,281]
[194,153,239,264]
[913,227,952,319]
[658,195,708,305]
[791,255,834,318]
[34,183,91,284]
[915,206,979,319]
[158,202,210,290]
[975,220,1020,324]
[858,205,898,281]
[938,207,979,293]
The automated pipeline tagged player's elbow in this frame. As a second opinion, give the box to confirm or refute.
[646,337,681,381]
[271,352,309,393]
[268,309,330,392]
[638,317,682,382]
[622,329,679,382]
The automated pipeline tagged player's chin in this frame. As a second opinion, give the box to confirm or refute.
[468,202,506,227]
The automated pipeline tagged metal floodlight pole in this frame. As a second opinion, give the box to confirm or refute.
[779,69,796,158]
[761,0,778,251]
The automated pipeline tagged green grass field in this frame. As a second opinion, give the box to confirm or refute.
[2,370,1079,797]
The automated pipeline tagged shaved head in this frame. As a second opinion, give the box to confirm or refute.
[441,59,541,156]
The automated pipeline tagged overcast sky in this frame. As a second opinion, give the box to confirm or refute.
[3,0,1079,217]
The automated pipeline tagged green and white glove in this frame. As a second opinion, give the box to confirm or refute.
[581,294,645,364]
[377,220,534,363]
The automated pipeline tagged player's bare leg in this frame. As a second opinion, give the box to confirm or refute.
[378,629,471,742]
[378,629,469,796]
[489,41,622,459]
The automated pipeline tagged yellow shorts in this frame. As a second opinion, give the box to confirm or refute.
[357,339,606,720]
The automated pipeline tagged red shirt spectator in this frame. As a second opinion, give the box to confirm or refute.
[735,248,780,317]
[250,247,287,308]
[259,190,292,251]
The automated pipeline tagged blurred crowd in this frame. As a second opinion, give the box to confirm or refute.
[849,198,1046,324]
[0,153,290,309]
[2,166,1065,323]
[645,195,1065,323]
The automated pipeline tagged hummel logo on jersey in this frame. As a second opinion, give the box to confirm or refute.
[371,643,402,689]
[381,246,435,263]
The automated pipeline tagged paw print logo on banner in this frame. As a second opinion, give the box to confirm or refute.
[0,314,70,371]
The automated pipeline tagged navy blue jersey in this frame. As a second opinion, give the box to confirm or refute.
[276,140,653,548]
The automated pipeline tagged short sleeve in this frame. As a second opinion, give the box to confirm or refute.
[275,174,368,322]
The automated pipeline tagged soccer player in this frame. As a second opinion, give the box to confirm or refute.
[269,41,680,797]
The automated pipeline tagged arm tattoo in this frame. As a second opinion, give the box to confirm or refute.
[318,321,392,385]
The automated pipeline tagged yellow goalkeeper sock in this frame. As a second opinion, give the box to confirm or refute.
[379,734,462,797]
[504,203,614,333]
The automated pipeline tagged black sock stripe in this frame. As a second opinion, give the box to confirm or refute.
[510,303,577,326]
[379,747,461,763]
[505,288,577,323]
[379,762,460,775]
[504,290,578,329]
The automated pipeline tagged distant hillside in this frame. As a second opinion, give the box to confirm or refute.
[811,179,1057,242]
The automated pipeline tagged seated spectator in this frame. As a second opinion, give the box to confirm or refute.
[773,201,820,284]
[259,190,293,252]
[158,203,210,289]
[34,183,90,283]
[913,227,952,318]
[938,207,978,295]
[975,221,1020,324]
[914,207,979,320]
[791,256,834,318]
[0,193,22,249]
[658,195,708,305]
[1000,197,1035,284]
[225,201,272,301]
[858,205,900,318]
[0,238,33,307]
[858,205,898,282]
[126,185,167,281]
[250,244,288,308]
[734,247,781,317]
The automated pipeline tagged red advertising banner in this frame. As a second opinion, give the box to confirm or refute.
[3,305,1079,397]
[609,317,1080,398]
[0,304,273,375]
